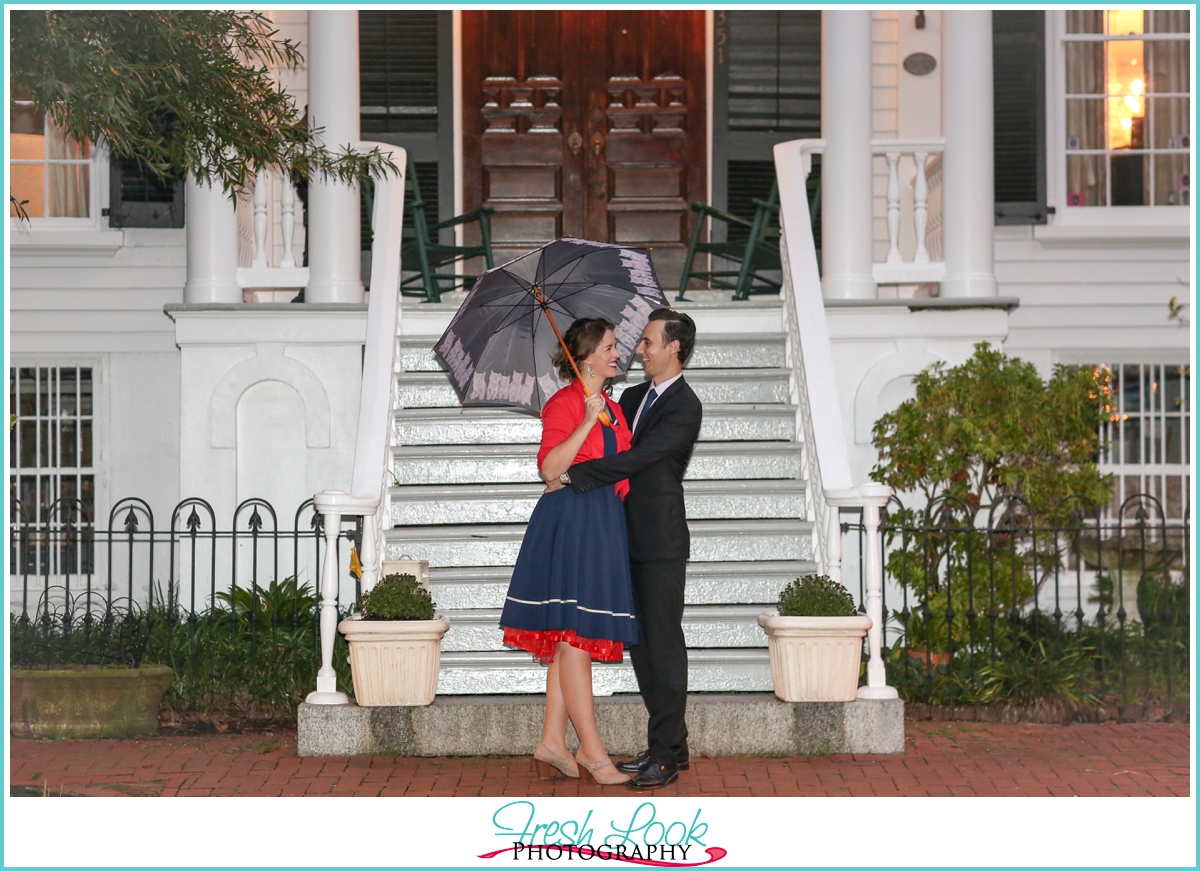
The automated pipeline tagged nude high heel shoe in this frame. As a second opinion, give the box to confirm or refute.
[534,743,580,780]
[575,750,630,785]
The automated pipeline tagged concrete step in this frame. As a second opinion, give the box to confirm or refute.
[384,519,813,567]
[394,404,796,446]
[400,332,785,373]
[434,648,773,695]
[391,441,803,485]
[298,694,906,757]
[395,368,790,409]
[389,479,806,526]
[425,560,817,610]
[440,605,775,653]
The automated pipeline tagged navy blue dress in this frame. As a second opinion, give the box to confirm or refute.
[500,424,639,663]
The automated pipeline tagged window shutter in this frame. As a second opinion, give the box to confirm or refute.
[360,11,440,135]
[107,156,184,229]
[993,11,1047,224]
[728,11,821,134]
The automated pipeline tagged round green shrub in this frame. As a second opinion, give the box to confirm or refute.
[777,575,859,618]
[358,573,435,621]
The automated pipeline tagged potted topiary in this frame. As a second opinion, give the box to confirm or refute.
[338,573,450,706]
[758,575,872,702]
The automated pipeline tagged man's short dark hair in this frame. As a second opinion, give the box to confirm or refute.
[648,308,696,366]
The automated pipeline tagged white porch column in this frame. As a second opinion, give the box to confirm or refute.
[183,176,240,303]
[820,11,876,300]
[306,10,363,304]
[940,11,998,298]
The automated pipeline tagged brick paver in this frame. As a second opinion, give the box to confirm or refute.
[9,721,1190,797]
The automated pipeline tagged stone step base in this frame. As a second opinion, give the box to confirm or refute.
[297,694,905,757]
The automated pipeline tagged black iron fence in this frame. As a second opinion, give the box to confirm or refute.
[847,492,1191,707]
[9,497,357,722]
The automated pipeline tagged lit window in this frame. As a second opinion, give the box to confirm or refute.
[1098,362,1191,523]
[9,102,92,220]
[9,367,96,577]
[1063,10,1190,207]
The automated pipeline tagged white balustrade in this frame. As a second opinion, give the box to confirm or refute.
[796,138,947,288]
[236,166,309,291]
[775,138,897,700]
[306,143,407,706]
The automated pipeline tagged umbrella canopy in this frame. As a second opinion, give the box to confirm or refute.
[433,238,670,414]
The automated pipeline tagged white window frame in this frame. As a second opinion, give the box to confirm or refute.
[8,102,108,232]
[1045,10,1192,227]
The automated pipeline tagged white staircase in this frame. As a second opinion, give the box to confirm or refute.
[385,299,816,695]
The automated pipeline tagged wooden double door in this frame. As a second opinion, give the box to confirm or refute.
[463,11,706,288]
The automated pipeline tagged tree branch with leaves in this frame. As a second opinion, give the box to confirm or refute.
[11,10,396,194]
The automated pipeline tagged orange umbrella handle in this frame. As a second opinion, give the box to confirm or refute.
[532,285,613,428]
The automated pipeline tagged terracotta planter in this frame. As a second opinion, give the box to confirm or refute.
[10,665,175,739]
[339,616,450,706]
[758,612,871,702]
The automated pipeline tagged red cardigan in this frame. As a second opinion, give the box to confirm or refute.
[537,380,632,498]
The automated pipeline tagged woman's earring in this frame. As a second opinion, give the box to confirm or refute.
[585,362,595,377]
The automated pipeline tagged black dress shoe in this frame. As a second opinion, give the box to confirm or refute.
[626,761,679,790]
[616,747,690,774]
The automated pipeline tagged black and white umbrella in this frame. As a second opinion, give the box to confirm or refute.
[433,238,669,416]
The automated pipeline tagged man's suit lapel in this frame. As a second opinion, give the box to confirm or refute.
[632,377,686,444]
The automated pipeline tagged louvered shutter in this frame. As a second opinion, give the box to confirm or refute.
[993,11,1047,224]
[360,11,440,135]
[728,11,821,134]
[107,156,184,229]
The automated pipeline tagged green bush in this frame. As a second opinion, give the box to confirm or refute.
[358,573,435,620]
[778,575,859,618]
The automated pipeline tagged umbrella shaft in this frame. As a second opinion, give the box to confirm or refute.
[533,285,613,428]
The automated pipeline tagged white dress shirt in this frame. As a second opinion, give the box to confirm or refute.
[631,371,683,434]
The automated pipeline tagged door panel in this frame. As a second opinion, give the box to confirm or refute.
[463,10,706,289]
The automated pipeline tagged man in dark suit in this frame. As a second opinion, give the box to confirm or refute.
[557,308,702,789]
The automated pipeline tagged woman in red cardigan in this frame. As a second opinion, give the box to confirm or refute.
[500,317,636,786]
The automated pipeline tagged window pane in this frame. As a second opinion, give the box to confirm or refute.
[45,116,89,160]
[1164,365,1184,409]
[80,421,92,467]
[1123,417,1141,463]
[59,368,77,416]
[1067,154,1107,205]
[38,369,49,415]
[39,420,52,468]
[1067,10,1104,33]
[1154,153,1190,205]
[1111,153,1149,204]
[80,369,93,415]
[1106,10,1145,36]
[60,421,77,468]
[1165,417,1182,464]
[10,163,45,218]
[19,421,35,468]
[1107,39,1146,97]
[18,369,36,415]
[1109,94,1146,149]
[1150,10,1190,34]
[1123,365,1142,412]
[1151,96,1191,148]
[48,163,90,218]
[1066,42,1105,93]
[1147,40,1190,93]
[9,105,44,157]
[1067,98,1106,149]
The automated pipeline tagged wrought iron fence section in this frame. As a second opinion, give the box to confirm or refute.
[845,491,1190,706]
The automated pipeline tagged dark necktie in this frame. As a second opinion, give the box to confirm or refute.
[636,386,658,433]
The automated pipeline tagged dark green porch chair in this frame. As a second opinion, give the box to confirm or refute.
[400,161,494,303]
[676,180,781,302]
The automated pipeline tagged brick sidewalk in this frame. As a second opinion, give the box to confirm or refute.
[9,721,1190,798]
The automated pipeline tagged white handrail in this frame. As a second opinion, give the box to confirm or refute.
[773,138,897,701]
[307,143,407,706]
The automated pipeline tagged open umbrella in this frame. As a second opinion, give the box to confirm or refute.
[433,238,669,419]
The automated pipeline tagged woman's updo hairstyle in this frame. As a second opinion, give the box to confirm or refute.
[552,317,615,382]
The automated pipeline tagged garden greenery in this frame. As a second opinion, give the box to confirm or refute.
[358,573,436,621]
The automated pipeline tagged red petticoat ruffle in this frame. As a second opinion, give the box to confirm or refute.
[502,627,624,665]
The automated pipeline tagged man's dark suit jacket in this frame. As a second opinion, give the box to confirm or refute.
[568,377,703,562]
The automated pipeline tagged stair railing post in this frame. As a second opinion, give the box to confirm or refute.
[825,508,843,589]
[857,483,898,699]
[307,492,350,704]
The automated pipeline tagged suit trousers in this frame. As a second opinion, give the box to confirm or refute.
[628,558,688,765]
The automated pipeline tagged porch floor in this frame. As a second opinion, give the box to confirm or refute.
[9,721,1188,797]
